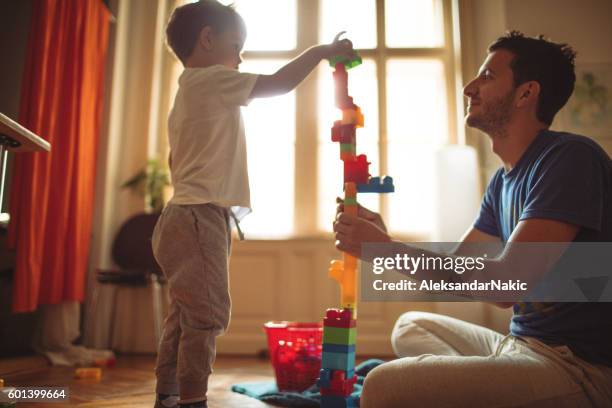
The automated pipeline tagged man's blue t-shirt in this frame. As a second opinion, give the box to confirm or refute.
[474,129,612,367]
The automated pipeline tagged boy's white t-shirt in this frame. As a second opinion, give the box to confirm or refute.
[168,65,259,220]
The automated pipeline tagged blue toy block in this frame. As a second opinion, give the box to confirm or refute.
[357,176,395,193]
[323,343,356,354]
[317,368,332,388]
[321,395,360,408]
[322,350,356,373]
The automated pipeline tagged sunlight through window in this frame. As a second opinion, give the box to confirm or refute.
[386,59,448,235]
[239,59,295,238]
[385,0,444,48]
[320,0,377,49]
[220,0,296,51]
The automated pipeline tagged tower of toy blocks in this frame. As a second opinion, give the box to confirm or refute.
[318,50,394,407]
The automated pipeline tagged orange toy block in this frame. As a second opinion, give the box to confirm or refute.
[341,106,364,127]
[75,367,102,380]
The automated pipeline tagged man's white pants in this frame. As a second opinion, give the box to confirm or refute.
[361,311,612,407]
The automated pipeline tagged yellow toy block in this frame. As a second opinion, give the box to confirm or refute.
[75,367,102,380]
[329,259,357,317]
[341,106,364,127]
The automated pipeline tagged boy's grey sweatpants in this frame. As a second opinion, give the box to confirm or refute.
[151,203,232,402]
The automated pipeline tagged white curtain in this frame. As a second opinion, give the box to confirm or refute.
[84,0,177,351]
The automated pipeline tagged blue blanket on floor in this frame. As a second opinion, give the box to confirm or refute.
[231,359,384,407]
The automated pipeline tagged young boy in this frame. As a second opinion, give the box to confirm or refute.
[151,1,355,407]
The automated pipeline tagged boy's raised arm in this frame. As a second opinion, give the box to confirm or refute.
[249,33,355,99]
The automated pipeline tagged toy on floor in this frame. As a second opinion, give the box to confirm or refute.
[318,48,394,408]
[74,367,102,381]
[264,321,323,392]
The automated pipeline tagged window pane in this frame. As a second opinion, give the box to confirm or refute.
[317,59,380,231]
[320,0,377,49]
[224,0,296,51]
[387,145,436,235]
[385,0,444,48]
[240,59,295,238]
[386,59,448,236]
[386,59,448,144]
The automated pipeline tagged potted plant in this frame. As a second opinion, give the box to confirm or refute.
[121,158,170,213]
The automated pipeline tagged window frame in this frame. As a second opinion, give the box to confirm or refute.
[164,0,463,240]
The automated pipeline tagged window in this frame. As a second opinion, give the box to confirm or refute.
[167,0,461,239]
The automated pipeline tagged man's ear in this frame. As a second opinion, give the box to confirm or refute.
[199,26,214,51]
[516,81,540,108]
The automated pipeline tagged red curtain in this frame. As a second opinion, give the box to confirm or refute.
[8,0,111,313]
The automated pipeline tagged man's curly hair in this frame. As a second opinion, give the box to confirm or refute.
[489,30,577,125]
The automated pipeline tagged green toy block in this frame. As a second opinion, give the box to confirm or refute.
[343,197,357,206]
[323,326,356,345]
[328,54,363,70]
[340,143,355,153]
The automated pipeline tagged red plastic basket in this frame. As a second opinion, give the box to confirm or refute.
[264,321,323,392]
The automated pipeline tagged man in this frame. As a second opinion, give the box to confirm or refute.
[334,31,612,407]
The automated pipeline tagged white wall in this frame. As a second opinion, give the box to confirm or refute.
[463,0,612,181]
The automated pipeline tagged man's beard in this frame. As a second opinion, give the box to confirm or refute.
[466,91,515,137]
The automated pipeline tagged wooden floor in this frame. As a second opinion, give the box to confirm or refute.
[0,354,277,407]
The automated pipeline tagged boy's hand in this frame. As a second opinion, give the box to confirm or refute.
[336,197,388,233]
[321,31,356,60]
[249,32,356,99]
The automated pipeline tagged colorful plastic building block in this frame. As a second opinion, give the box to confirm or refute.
[333,64,355,109]
[323,343,356,354]
[75,367,102,380]
[331,121,356,143]
[344,154,370,184]
[321,350,356,373]
[324,308,356,328]
[343,182,357,216]
[357,176,395,193]
[328,260,356,311]
[329,54,363,70]
[317,368,333,388]
[320,370,358,397]
[323,326,357,345]
[341,106,364,127]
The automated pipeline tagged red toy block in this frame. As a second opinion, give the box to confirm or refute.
[343,154,370,184]
[334,64,355,109]
[334,64,350,109]
[320,370,357,397]
[324,308,356,328]
[331,121,356,144]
